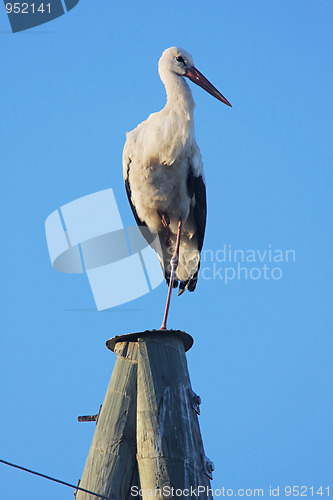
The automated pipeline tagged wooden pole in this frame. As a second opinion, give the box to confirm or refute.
[76,340,138,500]
[136,331,213,499]
[77,330,214,499]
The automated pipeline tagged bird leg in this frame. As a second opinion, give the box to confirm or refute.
[160,217,182,331]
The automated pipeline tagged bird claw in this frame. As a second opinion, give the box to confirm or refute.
[158,210,170,229]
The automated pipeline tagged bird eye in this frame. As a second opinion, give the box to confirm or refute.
[176,56,185,64]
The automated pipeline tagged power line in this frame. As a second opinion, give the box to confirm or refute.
[0,458,115,500]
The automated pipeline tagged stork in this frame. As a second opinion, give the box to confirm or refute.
[123,46,231,330]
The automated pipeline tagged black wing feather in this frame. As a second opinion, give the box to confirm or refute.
[187,166,207,251]
[177,165,206,294]
[125,159,147,228]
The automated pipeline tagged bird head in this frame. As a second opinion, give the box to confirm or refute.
[159,46,232,107]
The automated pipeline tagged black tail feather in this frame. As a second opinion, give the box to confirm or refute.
[165,273,179,289]
[177,266,200,296]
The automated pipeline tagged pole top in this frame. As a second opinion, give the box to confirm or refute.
[106,330,193,353]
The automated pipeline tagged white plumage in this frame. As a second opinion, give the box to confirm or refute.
[123,47,231,308]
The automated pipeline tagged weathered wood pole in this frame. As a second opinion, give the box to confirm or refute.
[76,340,138,500]
[136,331,213,499]
[77,330,214,499]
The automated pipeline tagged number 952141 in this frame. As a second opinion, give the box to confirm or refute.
[5,3,51,14]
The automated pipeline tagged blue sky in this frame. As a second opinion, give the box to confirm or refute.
[1,1,332,498]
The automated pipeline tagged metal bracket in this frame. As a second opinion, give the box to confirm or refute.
[73,479,81,498]
[189,389,201,415]
[203,455,215,480]
[78,405,102,425]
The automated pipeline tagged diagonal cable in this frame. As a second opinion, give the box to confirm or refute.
[0,458,116,500]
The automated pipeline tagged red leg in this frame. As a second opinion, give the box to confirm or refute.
[160,218,182,330]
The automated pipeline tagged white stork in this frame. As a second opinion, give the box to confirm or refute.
[123,46,231,330]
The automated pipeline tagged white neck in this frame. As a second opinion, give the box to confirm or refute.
[152,69,195,164]
[162,71,195,116]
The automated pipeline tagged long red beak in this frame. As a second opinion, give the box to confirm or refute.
[185,66,232,107]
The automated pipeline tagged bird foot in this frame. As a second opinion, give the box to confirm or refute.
[158,210,170,229]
